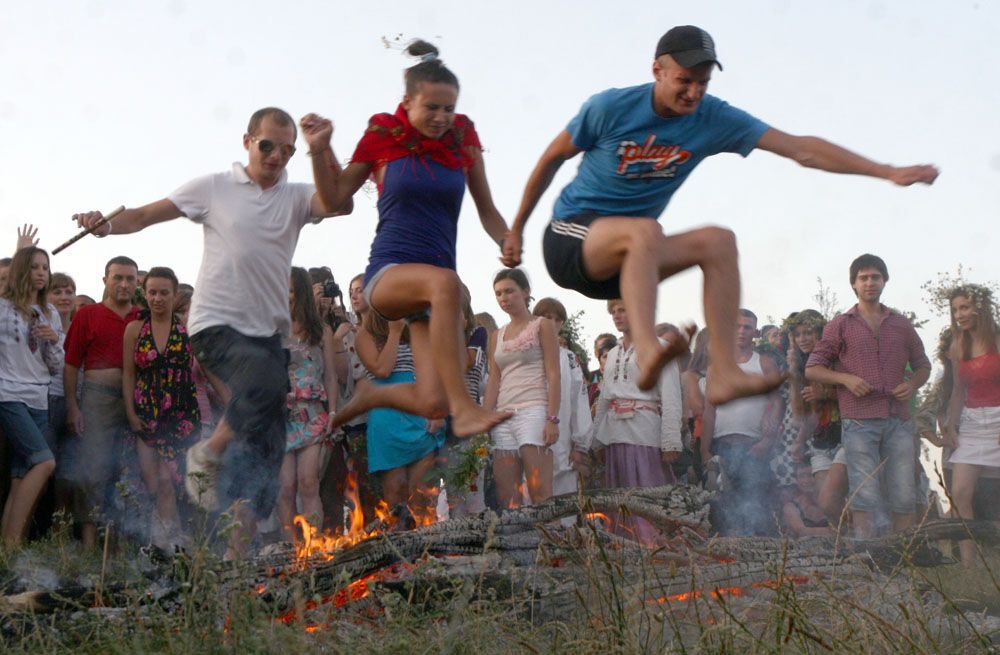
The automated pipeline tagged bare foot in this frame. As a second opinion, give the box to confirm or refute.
[450,404,512,438]
[705,367,785,405]
[330,379,376,430]
[636,325,696,391]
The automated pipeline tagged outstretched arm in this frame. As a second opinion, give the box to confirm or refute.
[465,148,508,248]
[502,130,581,267]
[73,198,183,236]
[756,128,939,186]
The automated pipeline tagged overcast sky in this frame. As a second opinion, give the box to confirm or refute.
[2,0,997,364]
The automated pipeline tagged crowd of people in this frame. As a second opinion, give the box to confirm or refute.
[1,27,969,562]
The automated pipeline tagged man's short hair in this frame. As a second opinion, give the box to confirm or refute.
[247,107,296,138]
[850,253,889,285]
[104,255,138,277]
[738,308,758,325]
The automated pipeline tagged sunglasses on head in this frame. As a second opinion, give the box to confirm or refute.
[250,135,296,158]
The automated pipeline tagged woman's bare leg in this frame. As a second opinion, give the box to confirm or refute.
[332,265,510,436]
[296,444,324,532]
[493,451,524,510]
[276,452,298,541]
[951,462,982,566]
[520,445,553,505]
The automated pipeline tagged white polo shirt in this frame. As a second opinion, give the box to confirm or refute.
[169,163,317,338]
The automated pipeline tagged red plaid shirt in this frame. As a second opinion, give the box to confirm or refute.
[806,304,931,420]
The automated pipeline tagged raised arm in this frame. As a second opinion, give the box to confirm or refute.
[299,113,362,218]
[73,198,183,237]
[502,130,581,267]
[756,128,939,186]
[465,148,508,248]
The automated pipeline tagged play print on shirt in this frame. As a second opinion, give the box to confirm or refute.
[615,135,692,179]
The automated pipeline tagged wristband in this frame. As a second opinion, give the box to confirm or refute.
[546,415,560,425]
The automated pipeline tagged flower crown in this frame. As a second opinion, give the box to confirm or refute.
[921,266,1000,323]
[780,310,826,335]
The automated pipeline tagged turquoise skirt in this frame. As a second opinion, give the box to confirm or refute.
[366,371,445,473]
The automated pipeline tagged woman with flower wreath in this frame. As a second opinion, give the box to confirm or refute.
[319,39,512,440]
[943,284,1000,564]
[121,267,199,550]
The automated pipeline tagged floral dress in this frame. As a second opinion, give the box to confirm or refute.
[285,337,330,452]
[126,315,200,462]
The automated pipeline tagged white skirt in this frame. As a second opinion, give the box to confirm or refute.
[950,406,1000,468]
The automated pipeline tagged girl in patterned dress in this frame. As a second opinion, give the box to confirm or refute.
[277,268,338,541]
[122,267,199,549]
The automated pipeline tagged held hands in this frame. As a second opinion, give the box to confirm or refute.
[500,230,522,267]
[300,113,333,154]
[16,224,39,250]
[72,211,111,237]
[887,164,939,187]
[801,385,821,403]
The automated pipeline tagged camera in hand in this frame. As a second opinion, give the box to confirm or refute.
[321,279,347,329]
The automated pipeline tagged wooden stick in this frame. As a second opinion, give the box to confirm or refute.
[51,205,125,255]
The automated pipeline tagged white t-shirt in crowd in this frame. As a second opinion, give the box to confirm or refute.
[169,163,318,338]
[712,351,769,440]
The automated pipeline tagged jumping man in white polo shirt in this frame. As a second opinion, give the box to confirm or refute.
[72,107,349,558]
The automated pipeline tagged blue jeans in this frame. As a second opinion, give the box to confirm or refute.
[841,417,915,514]
[0,401,53,478]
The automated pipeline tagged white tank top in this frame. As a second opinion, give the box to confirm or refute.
[712,351,769,440]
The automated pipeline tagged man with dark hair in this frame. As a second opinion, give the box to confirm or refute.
[806,255,931,537]
[503,25,938,405]
[701,309,783,535]
[72,108,350,558]
[63,256,141,546]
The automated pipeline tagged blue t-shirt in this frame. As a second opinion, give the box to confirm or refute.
[552,84,769,220]
[364,156,466,285]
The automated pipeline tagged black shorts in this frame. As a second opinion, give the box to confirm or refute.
[542,212,623,300]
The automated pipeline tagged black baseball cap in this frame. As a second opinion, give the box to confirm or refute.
[655,26,723,70]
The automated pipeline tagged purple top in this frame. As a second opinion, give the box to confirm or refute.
[806,304,931,420]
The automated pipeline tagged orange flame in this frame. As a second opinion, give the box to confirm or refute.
[651,575,813,605]
[292,473,442,562]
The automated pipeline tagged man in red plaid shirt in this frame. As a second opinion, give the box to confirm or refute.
[806,254,931,537]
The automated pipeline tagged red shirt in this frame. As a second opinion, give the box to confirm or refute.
[806,304,931,420]
[64,302,142,370]
[958,351,1000,409]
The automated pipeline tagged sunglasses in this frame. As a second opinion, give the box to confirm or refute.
[250,136,296,158]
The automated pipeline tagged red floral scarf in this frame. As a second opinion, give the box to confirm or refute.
[350,104,481,173]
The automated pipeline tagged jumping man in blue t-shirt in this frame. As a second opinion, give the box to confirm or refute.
[502,25,938,403]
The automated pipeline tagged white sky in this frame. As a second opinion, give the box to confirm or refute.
[2,0,998,366]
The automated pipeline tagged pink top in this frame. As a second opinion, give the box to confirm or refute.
[959,351,1000,409]
[494,318,547,411]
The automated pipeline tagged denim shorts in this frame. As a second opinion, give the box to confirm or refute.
[841,417,915,514]
[0,401,53,478]
[191,325,289,519]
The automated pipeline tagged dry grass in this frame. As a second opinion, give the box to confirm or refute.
[0,519,998,654]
